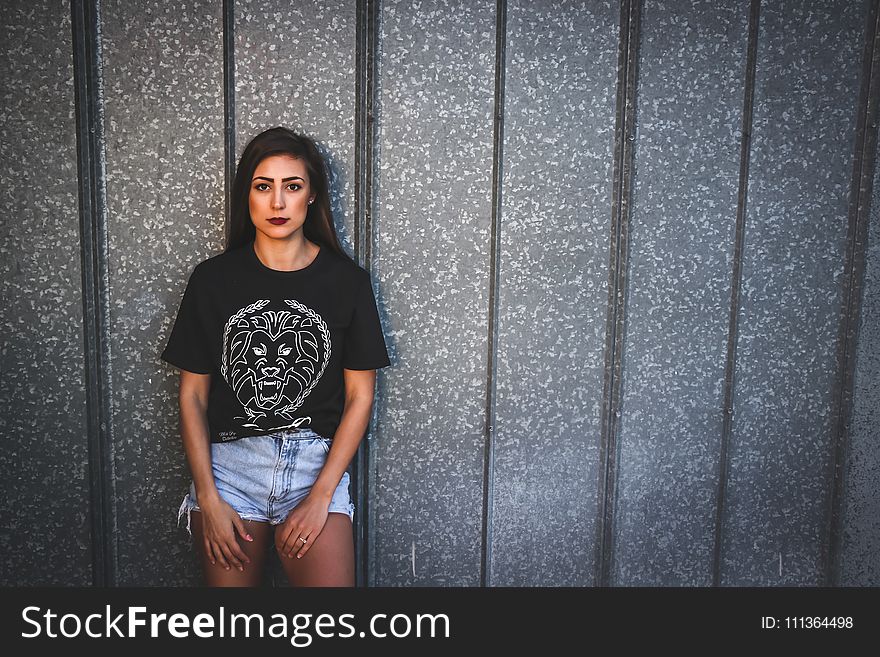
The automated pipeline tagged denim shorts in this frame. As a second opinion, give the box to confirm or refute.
[177,427,355,535]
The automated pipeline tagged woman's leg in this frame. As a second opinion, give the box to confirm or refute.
[276,512,355,587]
[191,510,273,587]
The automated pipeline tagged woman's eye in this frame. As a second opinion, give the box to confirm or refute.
[287,183,301,191]
[255,183,269,191]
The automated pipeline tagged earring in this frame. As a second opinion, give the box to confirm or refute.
[308,199,314,205]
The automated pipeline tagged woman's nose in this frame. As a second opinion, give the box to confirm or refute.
[272,191,285,209]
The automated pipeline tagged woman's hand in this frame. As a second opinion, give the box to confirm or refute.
[276,494,330,559]
[199,496,254,571]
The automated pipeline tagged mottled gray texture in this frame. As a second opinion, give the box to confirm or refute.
[722,0,865,585]
[0,0,92,585]
[372,0,496,585]
[101,0,225,585]
[613,0,747,586]
[3,0,877,588]
[490,0,617,586]
[840,143,880,586]
[235,0,357,253]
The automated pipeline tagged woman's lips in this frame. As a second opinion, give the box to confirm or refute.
[268,218,289,225]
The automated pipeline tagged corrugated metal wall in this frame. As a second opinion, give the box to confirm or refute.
[1,0,877,586]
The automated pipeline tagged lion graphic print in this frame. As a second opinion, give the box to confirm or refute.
[220,299,331,434]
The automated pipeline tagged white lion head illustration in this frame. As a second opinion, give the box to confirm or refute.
[221,299,330,431]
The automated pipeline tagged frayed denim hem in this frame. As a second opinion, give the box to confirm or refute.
[328,501,356,524]
[178,492,283,534]
[177,493,199,537]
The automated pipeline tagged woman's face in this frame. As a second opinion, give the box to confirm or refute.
[249,154,315,241]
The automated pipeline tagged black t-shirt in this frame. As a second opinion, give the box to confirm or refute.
[160,239,391,442]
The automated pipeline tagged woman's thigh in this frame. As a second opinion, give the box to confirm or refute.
[191,510,274,587]
[276,512,354,587]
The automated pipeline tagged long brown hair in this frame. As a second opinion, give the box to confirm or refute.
[224,127,351,262]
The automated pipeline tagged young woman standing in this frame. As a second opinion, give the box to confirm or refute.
[161,127,391,586]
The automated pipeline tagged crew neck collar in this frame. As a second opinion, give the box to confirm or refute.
[248,240,325,278]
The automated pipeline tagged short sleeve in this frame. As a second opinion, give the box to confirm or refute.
[160,264,214,374]
[343,274,391,370]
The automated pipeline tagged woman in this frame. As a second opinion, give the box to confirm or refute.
[161,127,391,587]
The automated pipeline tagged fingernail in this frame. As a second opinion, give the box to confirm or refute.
[297,554,302,559]
[246,534,253,541]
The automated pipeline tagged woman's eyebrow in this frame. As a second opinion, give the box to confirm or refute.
[252,175,305,182]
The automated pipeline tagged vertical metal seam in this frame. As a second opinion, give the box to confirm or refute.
[713,0,761,589]
[825,0,880,587]
[71,0,116,586]
[596,0,642,588]
[223,0,236,241]
[481,0,507,589]
[354,0,379,588]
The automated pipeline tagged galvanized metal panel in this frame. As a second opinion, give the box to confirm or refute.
[0,0,91,586]
[2,0,875,588]
[235,0,357,251]
[490,0,618,586]
[840,151,880,586]
[722,0,866,585]
[613,0,748,586]
[102,0,225,585]
[372,0,496,585]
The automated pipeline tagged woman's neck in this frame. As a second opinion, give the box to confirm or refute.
[253,234,319,272]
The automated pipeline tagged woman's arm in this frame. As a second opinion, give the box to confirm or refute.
[275,368,377,559]
[179,370,252,571]
[309,368,376,501]
[179,371,219,506]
